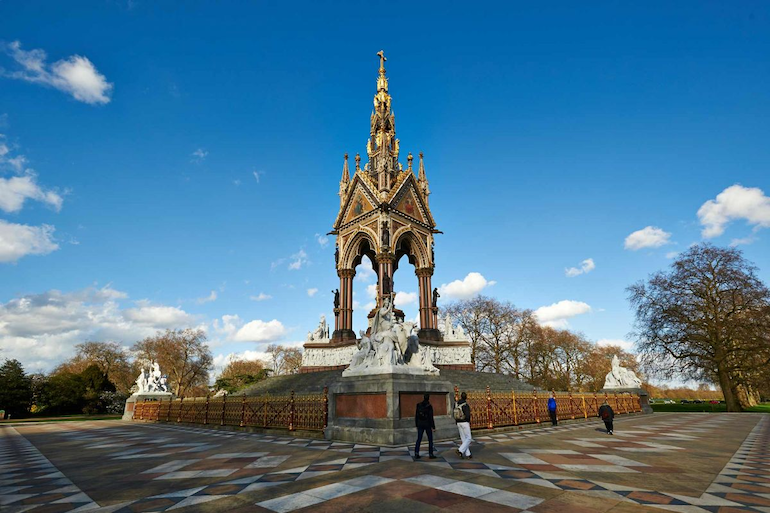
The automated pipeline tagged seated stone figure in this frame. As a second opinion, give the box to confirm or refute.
[603,355,642,389]
[344,296,438,376]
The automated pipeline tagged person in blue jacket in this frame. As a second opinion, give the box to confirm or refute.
[547,391,558,426]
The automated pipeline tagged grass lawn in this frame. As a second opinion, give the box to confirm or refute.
[651,403,770,413]
[1,414,122,423]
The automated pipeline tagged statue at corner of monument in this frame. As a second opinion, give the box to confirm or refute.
[306,315,330,343]
[131,362,170,396]
[603,355,642,389]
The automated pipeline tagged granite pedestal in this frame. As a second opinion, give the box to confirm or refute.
[325,372,458,445]
[600,387,653,415]
[122,393,174,421]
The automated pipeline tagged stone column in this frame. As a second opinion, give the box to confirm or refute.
[416,267,442,341]
[332,269,357,342]
[376,253,395,307]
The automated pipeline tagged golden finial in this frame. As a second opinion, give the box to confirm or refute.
[341,153,350,182]
[377,50,386,73]
[355,153,361,172]
[407,152,413,172]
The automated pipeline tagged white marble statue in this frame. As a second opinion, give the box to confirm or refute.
[343,296,439,376]
[603,355,642,389]
[306,315,330,343]
[439,313,469,342]
[131,361,170,395]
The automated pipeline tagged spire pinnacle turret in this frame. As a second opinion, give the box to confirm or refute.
[339,153,350,203]
[417,152,430,203]
[368,50,399,192]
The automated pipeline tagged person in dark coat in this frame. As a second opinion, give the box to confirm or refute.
[414,393,436,459]
[598,401,615,435]
[547,391,558,426]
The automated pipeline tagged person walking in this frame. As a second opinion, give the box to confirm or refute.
[547,391,558,426]
[453,392,473,459]
[414,393,436,459]
[598,400,615,435]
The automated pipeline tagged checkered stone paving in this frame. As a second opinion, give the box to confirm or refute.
[0,426,98,512]
[1,412,767,512]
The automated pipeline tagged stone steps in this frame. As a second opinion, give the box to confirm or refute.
[235,369,535,396]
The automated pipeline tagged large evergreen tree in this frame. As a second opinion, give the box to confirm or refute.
[0,359,33,418]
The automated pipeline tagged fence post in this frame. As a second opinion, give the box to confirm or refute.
[221,394,226,426]
[323,386,329,429]
[289,391,296,431]
[581,393,587,419]
[486,386,493,429]
[177,397,183,423]
[511,390,518,426]
[533,390,540,423]
[240,395,246,427]
[204,395,209,425]
[264,393,268,428]
[569,392,575,419]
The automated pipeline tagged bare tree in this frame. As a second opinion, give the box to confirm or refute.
[132,329,213,398]
[264,345,303,375]
[54,341,134,393]
[627,244,770,411]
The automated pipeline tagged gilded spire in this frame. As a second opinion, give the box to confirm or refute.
[407,152,413,173]
[369,50,399,192]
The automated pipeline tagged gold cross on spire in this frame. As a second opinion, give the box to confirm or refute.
[377,50,386,73]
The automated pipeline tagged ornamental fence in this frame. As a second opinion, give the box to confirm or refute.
[455,387,642,430]
[132,386,641,433]
[133,390,328,432]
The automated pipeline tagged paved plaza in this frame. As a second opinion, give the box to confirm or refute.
[1,413,769,512]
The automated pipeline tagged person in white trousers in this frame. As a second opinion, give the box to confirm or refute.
[455,392,473,459]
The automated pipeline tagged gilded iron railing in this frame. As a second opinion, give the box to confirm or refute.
[132,387,328,432]
[454,386,641,431]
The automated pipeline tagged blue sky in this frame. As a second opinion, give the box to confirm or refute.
[1,2,769,377]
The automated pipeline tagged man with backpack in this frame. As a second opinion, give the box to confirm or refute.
[414,393,436,459]
[598,400,615,435]
[454,391,472,459]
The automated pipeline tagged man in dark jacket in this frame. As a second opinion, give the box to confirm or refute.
[598,401,614,435]
[414,393,436,459]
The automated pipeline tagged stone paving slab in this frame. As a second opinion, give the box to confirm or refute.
[1,412,767,512]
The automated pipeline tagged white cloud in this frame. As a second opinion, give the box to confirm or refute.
[123,301,195,327]
[0,174,63,213]
[534,300,592,329]
[438,272,493,300]
[697,184,770,238]
[233,319,286,343]
[315,233,329,247]
[253,171,263,183]
[196,290,217,304]
[596,338,635,352]
[250,292,271,302]
[394,291,418,307]
[191,148,208,163]
[288,248,309,271]
[0,286,193,372]
[307,288,318,297]
[665,251,679,259]
[3,41,112,105]
[565,258,595,278]
[366,283,378,299]
[730,236,756,247]
[624,226,672,251]
[0,219,58,263]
